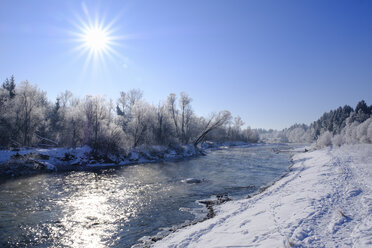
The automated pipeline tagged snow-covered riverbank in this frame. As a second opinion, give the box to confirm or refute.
[152,144,372,247]
[0,141,252,177]
[0,145,200,176]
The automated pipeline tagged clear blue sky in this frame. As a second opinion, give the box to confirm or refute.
[1,0,371,129]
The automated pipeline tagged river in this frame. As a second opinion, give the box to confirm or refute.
[0,143,293,247]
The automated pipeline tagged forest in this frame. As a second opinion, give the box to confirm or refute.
[261,100,372,147]
[0,76,259,153]
[2,75,371,153]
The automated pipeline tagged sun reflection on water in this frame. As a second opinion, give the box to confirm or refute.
[55,172,141,247]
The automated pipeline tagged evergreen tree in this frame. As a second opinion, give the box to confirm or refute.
[2,75,16,99]
[355,100,368,114]
[50,98,62,137]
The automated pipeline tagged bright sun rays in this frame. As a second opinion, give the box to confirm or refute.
[71,5,123,68]
[75,21,117,65]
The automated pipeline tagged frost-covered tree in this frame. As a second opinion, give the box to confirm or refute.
[127,101,155,147]
[242,127,259,143]
[166,93,180,140]
[316,131,333,148]
[0,75,261,151]
[0,76,18,147]
[310,105,354,139]
[153,102,175,145]
[227,116,244,141]
[83,95,110,151]
[179,92,194,144]
[303,100,372,147]
[63,98,84,147]
[281,124,312,143]
[11,81,48,146]
[355,100,370,115]
[163,92,198,144]
[47,98,63,143]
[0,88,12,147]
[116,89,143,133]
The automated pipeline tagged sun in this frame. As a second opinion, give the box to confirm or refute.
[77,22,114,59]
[73,14,119,65]
[83,27,109,52]
[71,5,127,68]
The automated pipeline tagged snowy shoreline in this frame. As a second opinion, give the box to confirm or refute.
[0,141,252,178]
[133,144,298,247]
[152,144,372,247]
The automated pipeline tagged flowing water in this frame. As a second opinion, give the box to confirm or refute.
[0,143,293,247]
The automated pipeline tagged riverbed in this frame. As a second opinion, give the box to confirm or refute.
[0,143,293,247]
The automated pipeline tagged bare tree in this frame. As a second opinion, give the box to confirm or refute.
[58,90,73,108]
[193,111,232,146]
[154,102,174,145]
[127,89,143,107]
[228,116,244,140]
[64,100,84,147]
[83,96,109,151]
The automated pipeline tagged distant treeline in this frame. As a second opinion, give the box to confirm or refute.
[0,75,259,153]
[260,100,372,147]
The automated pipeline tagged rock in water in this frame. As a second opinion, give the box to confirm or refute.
[182,178,203,184]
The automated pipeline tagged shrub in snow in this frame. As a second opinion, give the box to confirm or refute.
[259,124,312,144]
[316,131,332,148]
[332,134,343,147]
[285,126,312,143]
[368,120,372,142]
[314,116,372,148]
[339,117,372,145]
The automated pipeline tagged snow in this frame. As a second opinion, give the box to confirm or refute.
[43,161,56,170]
[0,144,204,174]
[1,142,253,175]
[152,144,372,248]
